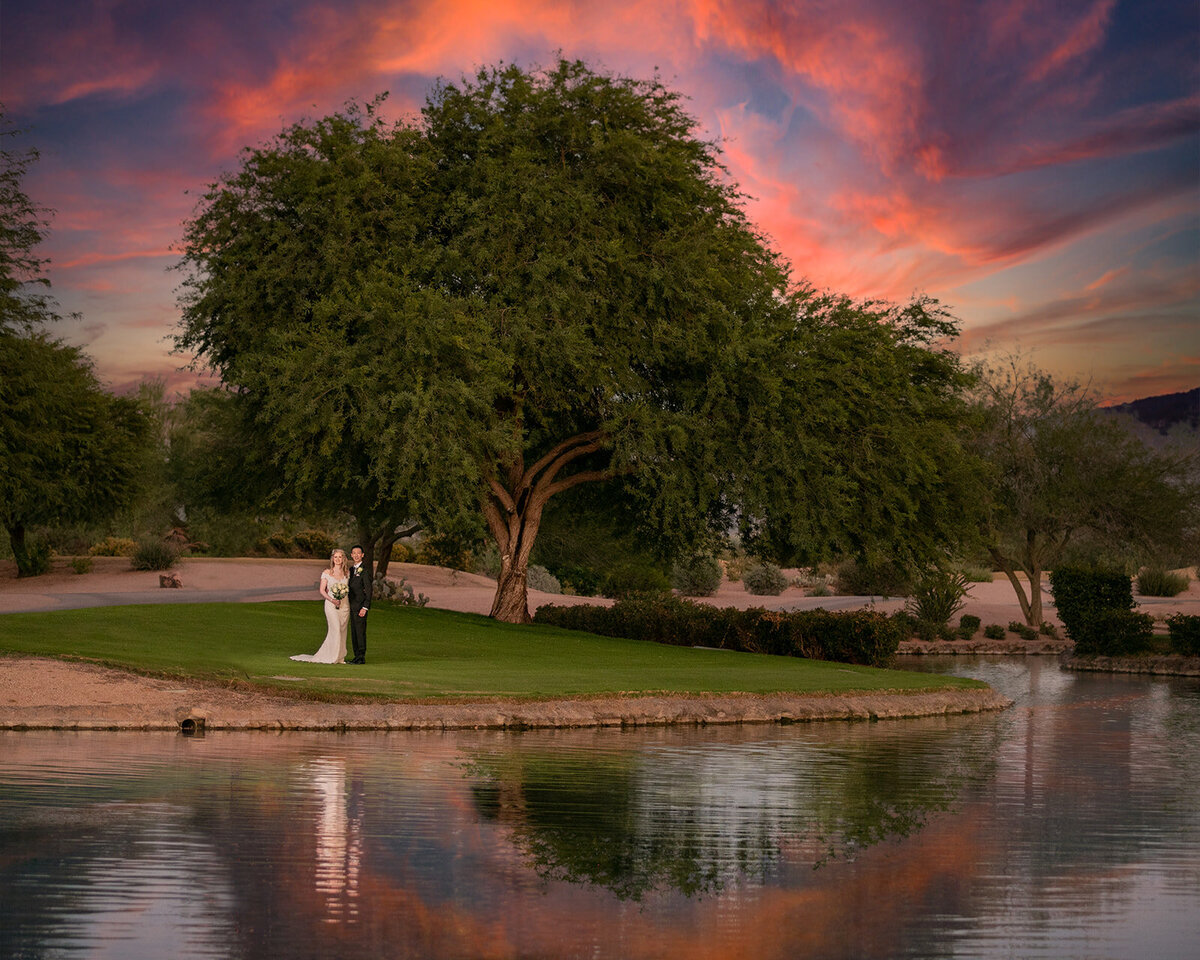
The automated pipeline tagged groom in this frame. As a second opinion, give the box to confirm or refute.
[346,544,371,664]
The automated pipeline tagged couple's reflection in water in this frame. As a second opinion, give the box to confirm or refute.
[304,757,364,921]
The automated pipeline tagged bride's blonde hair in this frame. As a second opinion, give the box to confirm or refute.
[328,549,348,576]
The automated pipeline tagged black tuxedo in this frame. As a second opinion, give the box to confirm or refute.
[348,561,371,662]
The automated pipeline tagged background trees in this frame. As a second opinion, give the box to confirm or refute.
[971,359,1199,626]
[0,117,152,575]
[177,59,985,622]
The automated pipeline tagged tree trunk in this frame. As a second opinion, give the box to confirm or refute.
[375,524,420,580]
[7,523,31,578]
[1025,563,1043,627]
[482,431,611,623]
[990,547,1033,626]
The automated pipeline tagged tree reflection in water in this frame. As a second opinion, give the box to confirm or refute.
[464,723,999,900]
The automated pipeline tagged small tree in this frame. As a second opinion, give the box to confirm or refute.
[0,333,151,574]
[972,359,1199,626]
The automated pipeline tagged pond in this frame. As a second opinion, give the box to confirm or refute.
[1,658,1197,959]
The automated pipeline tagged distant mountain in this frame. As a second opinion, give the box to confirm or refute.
[1109,387,1200,435]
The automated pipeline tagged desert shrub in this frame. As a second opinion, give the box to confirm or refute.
[600,560,671,598]
[17,539,52,577]
[1136,565,1189,598]
[534,594,903,667]
[1050,567,1133,627]
[671,555,723,597]
[71,557,93,575]
[1039,622,1058,637]
[906,569,970,626]
[415,532,474,571]
[835,559,912,597]
[958,565,995,583]
[890,611,916,636]
[373,574,429,607]
[388,541,416,564]
[131,539,179,571]
[89,536,136,557]
[1166,614,1200,656]
[743,562,788,596]
[1007,620,1038,641]
[553,564,602,597]
[1050,566,1137,652]
[723,555,748,583]
[787,567,823,588]
[292,529,338,558]
[472,543,502,579]
[527,564,562,594]
[983,623,1006,640]
[808,583,832,597]
[1073,609,1154,656]
[957,614,981,639]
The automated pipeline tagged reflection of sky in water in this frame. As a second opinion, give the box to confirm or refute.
[1,661,1198,959]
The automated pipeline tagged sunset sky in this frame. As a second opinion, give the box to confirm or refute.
[3,0,1197,401]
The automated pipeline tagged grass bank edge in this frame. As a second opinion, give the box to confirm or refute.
[0,601,986,701]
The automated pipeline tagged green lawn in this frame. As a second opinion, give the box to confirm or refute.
[0,601,983,700]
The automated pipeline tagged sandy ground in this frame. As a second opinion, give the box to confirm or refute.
[0,557,1196,729]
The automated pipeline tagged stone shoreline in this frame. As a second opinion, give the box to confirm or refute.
[0,657,1011,732]
[1062,654,1200,677]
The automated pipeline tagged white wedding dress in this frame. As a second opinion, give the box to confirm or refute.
[291,572,350,663]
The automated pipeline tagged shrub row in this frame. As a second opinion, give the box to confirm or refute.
[533,592,903,667]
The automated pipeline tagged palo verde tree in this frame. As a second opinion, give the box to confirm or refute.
[971,358,1199,626]
[178,60,984,622]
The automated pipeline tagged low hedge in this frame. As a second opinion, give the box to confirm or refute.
[1167,614,1200,656]
[533,593,903,667]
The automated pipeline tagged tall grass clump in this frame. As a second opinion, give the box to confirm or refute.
[131,539,179,571]
[1136,565,1189,597]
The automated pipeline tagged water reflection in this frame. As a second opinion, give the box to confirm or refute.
[0,661,1198,960]
[465,721,999,900]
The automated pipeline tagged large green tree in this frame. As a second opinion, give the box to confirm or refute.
[178,60,983,622]
[972,359,1199,626]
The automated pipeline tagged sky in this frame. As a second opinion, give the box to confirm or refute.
[2,0,1197,402]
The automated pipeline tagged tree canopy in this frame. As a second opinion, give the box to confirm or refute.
[0,115,55,335]
[177,59,984,621]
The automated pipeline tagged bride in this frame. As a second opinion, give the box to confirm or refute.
[291,549,350,663]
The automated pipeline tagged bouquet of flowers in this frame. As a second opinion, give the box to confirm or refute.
[329,582,348,602]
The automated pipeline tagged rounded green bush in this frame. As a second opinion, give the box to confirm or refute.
[671,555,723,597]
[743,562,788,596]
[527,564,561,594]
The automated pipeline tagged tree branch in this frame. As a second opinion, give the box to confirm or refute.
[521,430,607,492]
